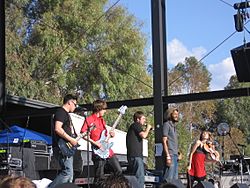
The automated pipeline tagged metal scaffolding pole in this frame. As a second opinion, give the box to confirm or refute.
[151,0,168,170]
[0,0,5,114]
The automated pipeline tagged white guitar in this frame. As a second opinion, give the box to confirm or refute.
[92,105,127,159]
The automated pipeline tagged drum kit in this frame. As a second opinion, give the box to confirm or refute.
[208,123,250,188]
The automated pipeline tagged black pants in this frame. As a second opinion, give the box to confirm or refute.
[186,173,206,188]
[92,155,122,181]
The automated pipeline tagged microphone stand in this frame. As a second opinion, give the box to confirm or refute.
[220,133,225,177]
[228,132,247,183]
[20,116,30,176]
[82,113,91,188]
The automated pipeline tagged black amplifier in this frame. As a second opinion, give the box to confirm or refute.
[24,140,47,153]
[34,152,51,171]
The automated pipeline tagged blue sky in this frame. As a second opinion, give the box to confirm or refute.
[108,0,250,91]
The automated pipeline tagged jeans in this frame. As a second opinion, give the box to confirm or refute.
[162,154,178,183]
[128,157,145,188]
[48,148,74,188]
[93,155,122,182]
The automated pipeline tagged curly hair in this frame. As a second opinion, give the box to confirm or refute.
[95,173,130,188]
[0,176,36,188]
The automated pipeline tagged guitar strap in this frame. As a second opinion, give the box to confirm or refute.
[68,114,77,138]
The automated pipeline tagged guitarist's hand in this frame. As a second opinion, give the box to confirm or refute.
[109,130,115,138]
[70,138,78,147]
[95,141,104,151]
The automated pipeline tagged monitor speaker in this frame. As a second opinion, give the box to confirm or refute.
[231,42,250,82]
[230,183,249,188]
[194,181,214,188]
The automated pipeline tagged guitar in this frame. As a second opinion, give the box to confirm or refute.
[93,105,128,159]
[58,125,95,157]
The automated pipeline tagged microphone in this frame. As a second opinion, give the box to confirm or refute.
[234,2,250,9]
[75,106,88,112]
[145,124,154,131]
[77,107,88,111]
[74,106,88,116]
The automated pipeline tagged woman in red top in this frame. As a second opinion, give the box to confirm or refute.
[187,131,220,188]
[80,99,122,184]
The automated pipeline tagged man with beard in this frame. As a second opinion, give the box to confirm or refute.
[162,107,179,183]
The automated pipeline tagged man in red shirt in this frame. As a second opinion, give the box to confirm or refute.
[81,99,122,184]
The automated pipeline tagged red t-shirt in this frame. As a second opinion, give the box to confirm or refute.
[81,113,114,157]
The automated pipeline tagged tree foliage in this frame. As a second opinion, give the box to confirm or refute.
[6,0,152,104]
[216,75,250,146]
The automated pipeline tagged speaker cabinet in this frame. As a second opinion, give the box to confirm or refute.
[8,147,38,180]
[194,181,214,188]
[230,183,249,188]
[0,169,24,178]
[34,152,50,170]
[231,42,250,82]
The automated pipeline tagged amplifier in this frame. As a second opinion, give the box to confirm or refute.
[0,169,24,178]
[0,148,22,169]
[9,158,22,168]
[34,152,51,171]
[0,148,8,165]
[24,140,47,153]
[0,147,37,179]
[220,174,250,188]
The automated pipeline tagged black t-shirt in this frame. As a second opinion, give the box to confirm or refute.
[126,122,143,157]
[52,107,72,147]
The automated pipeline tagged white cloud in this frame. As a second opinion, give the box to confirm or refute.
[167,38,206,66]
[208,57,236,90]
[166,38,236,90]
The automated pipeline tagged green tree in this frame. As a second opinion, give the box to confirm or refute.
[216,75,250,147]
[6,0,152,104]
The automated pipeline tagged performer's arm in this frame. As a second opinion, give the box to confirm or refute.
[187,140,201,170]
[139,124,152,139]
[82,135,100,147]
[162,136,172,165]
[55,121,77,146]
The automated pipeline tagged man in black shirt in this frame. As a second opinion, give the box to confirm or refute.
[49,94,78,188]
[126,111,152,188]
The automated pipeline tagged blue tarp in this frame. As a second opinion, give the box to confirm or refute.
[0,125,52,145]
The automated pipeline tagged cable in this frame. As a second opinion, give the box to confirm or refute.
[168,30,237,87]
[218,0,234,8]
[112,62,153,89]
